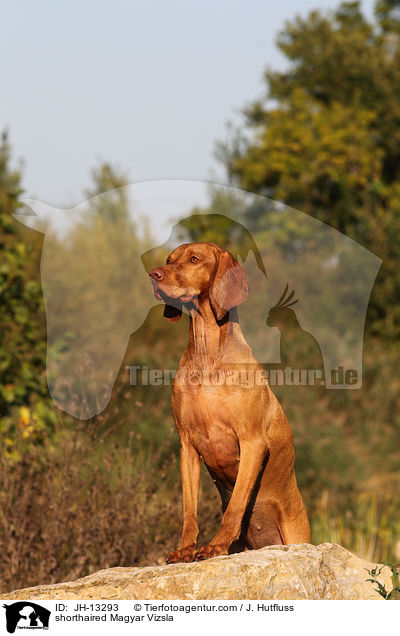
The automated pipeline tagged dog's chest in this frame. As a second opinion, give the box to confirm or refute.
[172,380,241,480]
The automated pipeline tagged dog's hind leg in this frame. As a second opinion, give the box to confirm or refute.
[244,501,285,549]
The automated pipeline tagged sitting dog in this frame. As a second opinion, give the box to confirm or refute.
[149,242,310,562]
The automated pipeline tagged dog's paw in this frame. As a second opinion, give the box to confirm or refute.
[194,544,229,560]
[166,545,197,564]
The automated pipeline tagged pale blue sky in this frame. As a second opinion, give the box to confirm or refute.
[1,0,375,207]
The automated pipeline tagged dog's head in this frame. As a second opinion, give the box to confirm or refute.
[149,242,248,322]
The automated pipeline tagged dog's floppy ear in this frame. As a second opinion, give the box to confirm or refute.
[163,303,182,322]
[209,250,248,321]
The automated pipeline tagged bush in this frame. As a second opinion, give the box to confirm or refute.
[0,414,221,593]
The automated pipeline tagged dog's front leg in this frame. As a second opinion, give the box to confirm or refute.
[167,437,201,563]
[195,439,269,560]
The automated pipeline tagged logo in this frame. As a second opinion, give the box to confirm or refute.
[3,603,50,633]
[15,180,381,417]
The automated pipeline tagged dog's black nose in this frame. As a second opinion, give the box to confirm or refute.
[149,268,166,281]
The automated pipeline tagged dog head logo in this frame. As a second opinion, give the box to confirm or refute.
[14,180,381,416]
[3,602,50,633]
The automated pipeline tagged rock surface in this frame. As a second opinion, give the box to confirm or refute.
[0,543,392,600]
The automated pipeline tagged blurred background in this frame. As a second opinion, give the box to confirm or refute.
[1,0,400,593]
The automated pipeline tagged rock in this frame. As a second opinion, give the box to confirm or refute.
[0,543,392,600]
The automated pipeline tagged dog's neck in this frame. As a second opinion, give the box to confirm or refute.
[187,297,241,365]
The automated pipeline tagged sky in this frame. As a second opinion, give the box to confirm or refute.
[1,0,375,208]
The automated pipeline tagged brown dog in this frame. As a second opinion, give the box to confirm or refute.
[149,242,310,563]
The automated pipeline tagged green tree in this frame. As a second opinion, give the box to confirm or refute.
[41,161,154,419]
[0,132,52,452]
[217,1,400,339]
[84,162,131,225]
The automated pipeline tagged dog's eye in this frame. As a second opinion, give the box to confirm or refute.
[191,256,199,263]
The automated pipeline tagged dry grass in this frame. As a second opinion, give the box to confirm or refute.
[0,417,220,594]
[310,489,400,565]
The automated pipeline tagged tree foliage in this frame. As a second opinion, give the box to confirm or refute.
[0,132,53,453]
[218,0,400,339]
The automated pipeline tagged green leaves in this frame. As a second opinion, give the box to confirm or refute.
[0,131,50,428]
[234,88,381,229]
[365,563,400,599]
[218,0,400,340]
